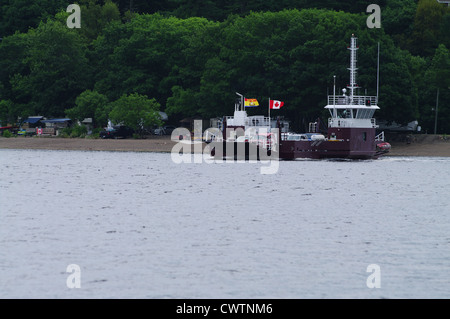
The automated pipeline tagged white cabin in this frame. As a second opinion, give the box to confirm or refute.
[325,34,380,130]
[325,94,379,129]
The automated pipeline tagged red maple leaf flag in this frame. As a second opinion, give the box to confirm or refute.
[269,100,284,109]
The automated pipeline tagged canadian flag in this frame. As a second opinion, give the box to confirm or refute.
[270,100,284,109]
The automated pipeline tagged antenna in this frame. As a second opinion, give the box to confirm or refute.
[376,42,380,102]
[333,75,337,118]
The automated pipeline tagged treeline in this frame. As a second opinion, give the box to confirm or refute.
[0,0,449,133]
[0,0,388,34]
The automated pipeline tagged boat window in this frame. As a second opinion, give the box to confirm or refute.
[356,109,370,119]
[363,132,367,141]
[358,109,376,119]
[337,109,352,118]
[348,109,354,118]
[356,109,363,119]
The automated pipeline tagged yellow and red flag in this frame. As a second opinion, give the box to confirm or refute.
[244,98,259,107]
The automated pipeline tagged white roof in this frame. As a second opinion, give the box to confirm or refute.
[158,112,168,121]
[325,104,380,110]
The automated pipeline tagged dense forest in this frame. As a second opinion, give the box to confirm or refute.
[0,0,449,133]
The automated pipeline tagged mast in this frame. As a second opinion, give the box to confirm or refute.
[347,34,359,104]
[325,34,380,130]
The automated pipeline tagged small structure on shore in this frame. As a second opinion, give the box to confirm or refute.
[22,116,44,128]
[41,118,72,136]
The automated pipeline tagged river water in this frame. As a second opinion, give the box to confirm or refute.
[0,149,449,299]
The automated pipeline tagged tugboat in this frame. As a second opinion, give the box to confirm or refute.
[209,34,390,160]
[279,34,390,159]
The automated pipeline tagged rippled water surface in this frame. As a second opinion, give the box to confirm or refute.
[1,149,449,298]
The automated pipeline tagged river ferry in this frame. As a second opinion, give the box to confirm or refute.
[209,34,391,160]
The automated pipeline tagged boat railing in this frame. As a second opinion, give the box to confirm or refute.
[327,95,378,106]
[223,114,271,128]
[375,131,385,141]
[245,117,271,127]
[328,117,378,128]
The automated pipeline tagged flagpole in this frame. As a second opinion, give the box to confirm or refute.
[268,97,270,125]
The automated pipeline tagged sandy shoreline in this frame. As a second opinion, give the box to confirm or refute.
[1,135,450,157]
[0,136,179,153]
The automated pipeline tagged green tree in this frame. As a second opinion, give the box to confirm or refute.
[383,0,417,50]
[426,44,450,89]
[165,0,387,21]
[1,4,429,132]
[92,13,216,107]
[66,90,109,127]
[440,12,450,50]
[6,19,90,118]
[79,0,121,42]
[410,0,447,56]
[166,86,199,118]
[0,99,14,126]
[109,93,162,136]
[0,0,67,36]
[164,9,419,128]
[0,32,31,120]
[420,45,450,133]
[114,0,174,15]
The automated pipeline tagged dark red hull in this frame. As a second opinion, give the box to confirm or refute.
[210,128,389,160]
[279,127,382,160]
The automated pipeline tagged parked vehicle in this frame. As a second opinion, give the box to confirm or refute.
[250,133,276,149]
[100,125,134,139]
[17,128,36,137]
[153,125,177,135]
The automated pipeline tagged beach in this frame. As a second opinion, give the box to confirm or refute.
[1,134,450,157]
[384,134,450,157]
[0,135,179,153]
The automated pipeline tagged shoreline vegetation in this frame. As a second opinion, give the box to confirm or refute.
[1,135,450,157]
[1,2,450,137]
